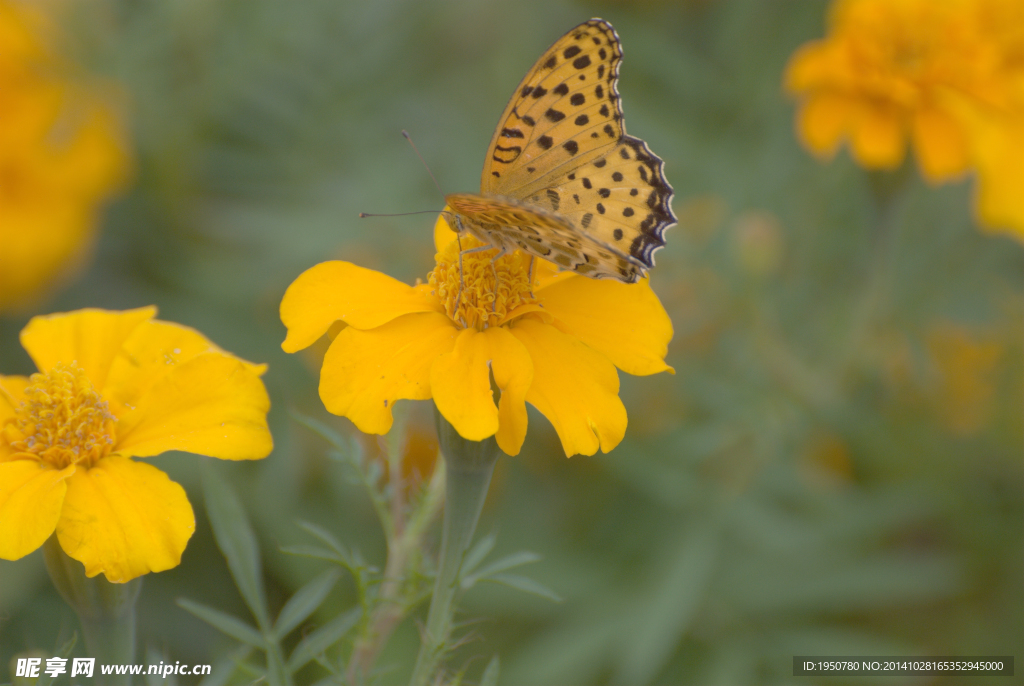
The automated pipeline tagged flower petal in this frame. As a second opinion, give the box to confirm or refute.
[56,456,194,582]
[320,312,457,434]
[103,319,264,418]
[971,120,1024,241]
[912,105,970,183]
[19,307,156,389]
[510,318,626,457]
[850,102,905,169]
[431,329,498,442]
[281,261,441,353]
[114,353,272,460]
[539,276,673,376]
[0,461,73,560]
[795,92,855,158]
[488,327,533,456]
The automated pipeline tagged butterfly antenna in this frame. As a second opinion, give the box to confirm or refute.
[402,130,447,202]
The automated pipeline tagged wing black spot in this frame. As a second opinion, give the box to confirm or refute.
[603,123,616,137]
[543,55,557,69]
[621,147,632,159]
[613,228,623,240]
[521,86,533,97]
[600,104,609,117]
[532,86,548,99]
[521,115,535,126]
[527,166,535,173]
[545,108,566,122]
[501,127,524,139]
[612,171,623,182]
[570,93,586,106]
[492,171,500,178]
[630,188,638,196]
[575,114,589,126]
[546,189,560,211]
[623,207,634,217]
[596,203,605,214]
[553,83,569,96]
[537,135,553,150]
[594,158,606,168]
[567,173,575,180]
[597,64,605,79]
[596,84,604,99]
[573,194,580,204]
[573,55,592,69]
[598,188,610,198]
[599,48,607,60]
[638,165,648,181]
[563,140,579,155]
[591,132,599,138]
[563,45,581,59]
[582,178,592,189]
[581,212,593,228]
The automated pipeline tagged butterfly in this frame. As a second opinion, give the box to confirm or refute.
[444,18,675,283]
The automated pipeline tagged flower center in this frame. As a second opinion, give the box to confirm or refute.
[4,362,116,469]
[428,236,538,330]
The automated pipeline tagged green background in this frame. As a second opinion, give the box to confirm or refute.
[1,1,1021,684]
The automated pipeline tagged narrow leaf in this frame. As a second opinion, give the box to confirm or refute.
[201,463,270,630]
[290,411,348,450]
[274,568,342,640]
[483,573,563,603]
[480,655,500,686]
[296,520,353,563]
[280,544,347,565]
[177,598,267,648]
[463,551,542,588]
[460,533,496,577]
[287,607,361,672]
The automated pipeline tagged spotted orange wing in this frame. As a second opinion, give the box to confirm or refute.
[472,18,676,277]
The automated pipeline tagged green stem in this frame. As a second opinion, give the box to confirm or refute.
[408,410,501,686]
[43,536,140,685]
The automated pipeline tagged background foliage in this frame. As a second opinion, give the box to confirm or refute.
[1,0,1021,684]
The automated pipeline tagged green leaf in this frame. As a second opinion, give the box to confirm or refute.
[177,598,267,648]
[480,655,500,686]
[462,550,542,589]
[460,533,496,577]
[201,462,270,630]
[35,633,77,686]
[296,520,355,565]
[289,410,348,450]
[481,573,563,603]
[279,544,348,565]
[197,646,253,686]
[273,568,342,640]
[287,607,361,672]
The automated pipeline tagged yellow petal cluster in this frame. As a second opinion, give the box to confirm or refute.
[0,308,273,582]
[281,217,674,458]
[785,0,1024,241]
[0,0,129,312]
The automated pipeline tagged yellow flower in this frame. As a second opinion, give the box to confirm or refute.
[785,0,1024,241]
[0,0,129,312]
[281,217,674,458]
[0,308,272,582]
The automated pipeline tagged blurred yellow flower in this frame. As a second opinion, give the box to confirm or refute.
[0,0,129,312]
[281,217,674,458]
[785,0,1024,241]
[0,308,273,582]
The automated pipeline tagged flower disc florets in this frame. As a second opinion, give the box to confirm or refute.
[428,237,538,330]
[5,362,115,469]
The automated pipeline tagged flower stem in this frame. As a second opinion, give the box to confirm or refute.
[43,536,140,685]
[408,410,501,686]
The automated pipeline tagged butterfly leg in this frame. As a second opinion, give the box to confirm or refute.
[527,256,536,299]
[487,247,508,314]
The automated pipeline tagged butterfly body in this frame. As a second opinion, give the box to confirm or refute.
[444,18,676,284]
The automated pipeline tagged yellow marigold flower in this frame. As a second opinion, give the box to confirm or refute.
[0,0,129,312]
[0,308,273,582]
[281,217,674,458]
[785,0,1024,240]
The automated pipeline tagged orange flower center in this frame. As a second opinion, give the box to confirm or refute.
[428,236,538,330]
[4,362,116,469]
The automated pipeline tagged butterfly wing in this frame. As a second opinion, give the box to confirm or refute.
[447,193,647,282]
[482,19,624,198]
[477,18,676,278]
